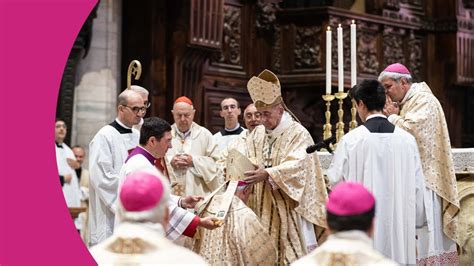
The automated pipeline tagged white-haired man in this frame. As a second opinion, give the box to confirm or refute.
[379,63,459,264]
[89,171,208,265]
[165,96,221,197]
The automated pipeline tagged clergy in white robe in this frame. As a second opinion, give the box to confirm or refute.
[244,70,328,264]
[165,96,221,197]
[88,90,145,246]
[327,80,427,264]
[55,119,82,231]
[90,171,208,265]
[117,117,219,240]
[293,182,397,266]
[380,63,459,264]
[72,145,91,245]
[212,98,246,155]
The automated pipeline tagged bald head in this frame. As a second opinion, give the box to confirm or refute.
[130,85,150,115]
[117,90,145,127]
[118,90,141,106]
[130,85,149,97]
[172,101,196,133]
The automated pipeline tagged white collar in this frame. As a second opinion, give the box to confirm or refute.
[225,123,241,132]
[366,114,386,121]
[115,118,132,130]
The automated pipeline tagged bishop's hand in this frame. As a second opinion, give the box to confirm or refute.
[243,167,269,184]
[180,195,204,209]
[383,95,400,116]
[199,216,221,230]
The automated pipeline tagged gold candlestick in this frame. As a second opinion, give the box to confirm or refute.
[322,94,335,140]
[335,92,348,143]
[349,100,358,130]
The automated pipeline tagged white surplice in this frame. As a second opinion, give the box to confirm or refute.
[165,122,222,197]
[212,125,246,156]
[88,119,140,246]
[117,148,198,241]
[89,222,208,265]
[56,142,81,208]
[327,122,428,265]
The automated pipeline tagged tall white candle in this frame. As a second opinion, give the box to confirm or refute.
[337,24,343,92]
[326,26,332,95]
[351,20,357,87]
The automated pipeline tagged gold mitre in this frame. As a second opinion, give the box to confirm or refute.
[247,69,282,108]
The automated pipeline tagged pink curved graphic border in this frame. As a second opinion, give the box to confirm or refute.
[0,0,97,265]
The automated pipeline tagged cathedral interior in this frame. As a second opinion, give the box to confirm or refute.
[56,0,474,148]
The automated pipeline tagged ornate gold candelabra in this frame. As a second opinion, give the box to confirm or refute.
[349,100,358,130]
[335,92,348,142]
[322,94,335,140]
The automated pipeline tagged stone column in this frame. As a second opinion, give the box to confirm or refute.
[71,0,122,168]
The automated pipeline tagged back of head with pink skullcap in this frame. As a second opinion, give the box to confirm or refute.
[326,182,375,216]
[120,172,164,212]
[382,63,411,75]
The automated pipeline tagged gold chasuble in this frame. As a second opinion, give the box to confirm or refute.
[193,150,277,265]
[390,82,459,244]
[194,195,277,265]
[246,122,328,264]
[243,69,328,264]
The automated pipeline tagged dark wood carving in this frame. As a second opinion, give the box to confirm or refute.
[255,0,278,36]
[457,33,474,84]
[213,4,242,67]
[57,49,82,145]
[358,21,379,75]
[282,88,325,141]
[407,31,422,80]
[272,24,282,72]
[383,26,405,66]
[211,4,243,71]
[294,26,322,69]
[384,0,400,10]
[463,0,474,8]
[114,0,474,148]
[189,0,224,49]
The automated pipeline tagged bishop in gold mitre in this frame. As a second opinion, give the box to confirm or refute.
[243,69,328,264]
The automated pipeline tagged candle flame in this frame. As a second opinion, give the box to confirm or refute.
[327,26,331,31]
[352,20,355,24]
[338,24,341,27]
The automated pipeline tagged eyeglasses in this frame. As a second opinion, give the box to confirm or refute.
[123,105,147,114]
